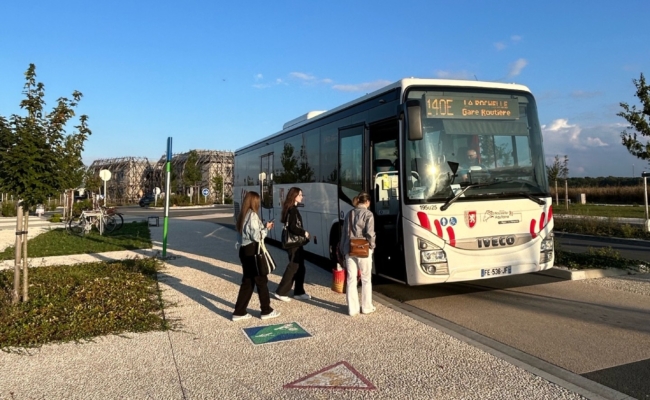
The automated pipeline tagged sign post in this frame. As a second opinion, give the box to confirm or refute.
[99,169,112,207]
[202,188,209,204]
[163,138,172,258]
[154,187,161,206]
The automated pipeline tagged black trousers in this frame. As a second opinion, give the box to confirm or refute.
[276,246,306,296]
[233,243,273,316]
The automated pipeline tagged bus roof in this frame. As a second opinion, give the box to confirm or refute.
[235,78,532,153]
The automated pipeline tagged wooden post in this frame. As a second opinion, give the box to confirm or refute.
[565,180,569,210]
[22,212,29,302]
[12,205,23,304]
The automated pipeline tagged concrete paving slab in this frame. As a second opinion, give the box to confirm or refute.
[0,219,592,399]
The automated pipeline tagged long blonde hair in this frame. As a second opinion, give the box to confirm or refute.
[236,191,260,233]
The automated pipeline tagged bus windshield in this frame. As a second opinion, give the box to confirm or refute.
[404,88,549,203]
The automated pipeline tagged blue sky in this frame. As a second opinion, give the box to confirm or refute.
[1,1,649,177]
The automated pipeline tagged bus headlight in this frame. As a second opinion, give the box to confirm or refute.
[418,238,449,275]
[541,236,554,252]
[540,234,554,264]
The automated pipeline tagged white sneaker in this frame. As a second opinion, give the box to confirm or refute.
[362,306,376,315]
[261,310,281,320]
[232,313,252,321]
[274,293,291,302]
[294,293,311,300]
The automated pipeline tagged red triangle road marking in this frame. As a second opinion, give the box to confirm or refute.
[284,361,376,390]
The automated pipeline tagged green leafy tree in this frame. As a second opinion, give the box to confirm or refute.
[212,174,223,203]
[619,73,650,161]
[547,155,569,182]
[0,64,91,303]
[84,169,102,194]
[183,150,202,202]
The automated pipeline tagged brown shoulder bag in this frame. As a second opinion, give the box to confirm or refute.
[348,210,370,258]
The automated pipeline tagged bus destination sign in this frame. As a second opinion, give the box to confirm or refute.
[425,95,519,120]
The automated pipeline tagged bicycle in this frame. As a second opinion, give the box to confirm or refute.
[101,206,124,231]
[67,207,119,236]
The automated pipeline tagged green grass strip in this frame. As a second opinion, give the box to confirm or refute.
[0,221,152,261]
[0,258,168,350]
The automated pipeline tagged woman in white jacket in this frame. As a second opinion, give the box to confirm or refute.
[338,192,376,316]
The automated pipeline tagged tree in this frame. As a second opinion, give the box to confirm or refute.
[183,150,202,203]
[0,64,91,303]
[83,169,102,194]
[619,73,650,160]
[212,174,224,204]
[547,155,569,182]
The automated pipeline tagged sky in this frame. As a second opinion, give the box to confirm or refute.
[1,1,649,178]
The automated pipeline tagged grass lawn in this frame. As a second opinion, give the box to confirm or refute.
[553,203,646,219]
[0,221,152,261]
[0,258,168,349]
[0,221,164,349]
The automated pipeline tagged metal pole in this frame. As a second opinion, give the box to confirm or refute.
[104,179,107,207]
[555,180,558,206]
[22,213,29,302]
[162,137,172,258]
[643,176,648,222]
[12,204,23,304]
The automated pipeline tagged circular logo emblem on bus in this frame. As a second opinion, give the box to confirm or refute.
[450,217,457,226]
[440,217,448,226]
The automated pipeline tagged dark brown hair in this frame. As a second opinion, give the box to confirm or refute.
[236,191,260,233]
[281,187,301,223]
[353,191,371,207]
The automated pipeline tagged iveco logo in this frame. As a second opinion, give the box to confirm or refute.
[477,236,516,248]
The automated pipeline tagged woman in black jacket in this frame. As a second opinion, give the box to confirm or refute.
[275,187,310,301]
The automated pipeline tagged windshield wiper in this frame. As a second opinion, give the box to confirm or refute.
[440,182,491,211]
[511,191,545,205]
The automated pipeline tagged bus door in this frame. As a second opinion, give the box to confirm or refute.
[338,123,368,247]
[260,152,275,240]
[369,120,406,282]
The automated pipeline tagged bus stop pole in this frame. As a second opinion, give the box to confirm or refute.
[162,137,172,258]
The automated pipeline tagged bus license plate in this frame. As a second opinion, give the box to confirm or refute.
[481,266,512,278]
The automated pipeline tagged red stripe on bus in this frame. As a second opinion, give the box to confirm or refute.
[434,219,443,238]
[540,212,546,231]
[446,227,456,247]
[530,219,537,239]
[417,212,432,232]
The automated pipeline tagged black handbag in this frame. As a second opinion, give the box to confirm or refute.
[281,219,309,249]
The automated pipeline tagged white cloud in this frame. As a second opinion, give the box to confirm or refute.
[289,72,333,86]
[511,35,522,43]
[541,120,639,176]
[507,58,528,78]
[290,72,316,81]
[586,137,608,147]
[435,70,473,80]
[494,42,506,51]
[255,74,263,80]
[332,80,392,93]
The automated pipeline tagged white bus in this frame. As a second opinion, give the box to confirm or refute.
[234,78,554,285]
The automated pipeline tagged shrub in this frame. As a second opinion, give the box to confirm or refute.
[48,213,62,223]
[72,199,93,216]
[224,197,233,204]
[1,201,17,217]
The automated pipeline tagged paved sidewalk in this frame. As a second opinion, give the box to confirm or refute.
[0,220,593,399]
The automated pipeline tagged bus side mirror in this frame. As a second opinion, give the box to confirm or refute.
[406,100,423,141]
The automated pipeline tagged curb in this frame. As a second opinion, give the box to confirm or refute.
[555,232,650,248]
[535,267,631,281]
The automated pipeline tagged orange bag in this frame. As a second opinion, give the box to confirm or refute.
[331,267,346,294]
